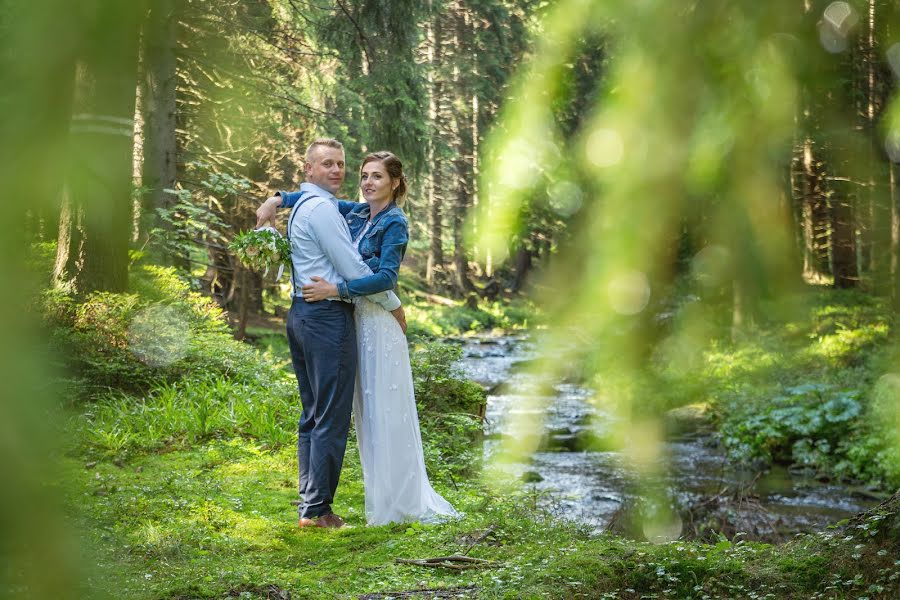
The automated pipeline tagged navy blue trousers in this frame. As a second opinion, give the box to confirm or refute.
[287,298,357,519]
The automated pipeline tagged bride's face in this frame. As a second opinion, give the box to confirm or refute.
[360,161,398,204]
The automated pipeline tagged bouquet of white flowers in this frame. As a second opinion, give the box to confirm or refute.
[229,227,291,276]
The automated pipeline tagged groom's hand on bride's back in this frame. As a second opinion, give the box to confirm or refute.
[256,196,282,228]
[302,276,339,302]
[391,306,407,335]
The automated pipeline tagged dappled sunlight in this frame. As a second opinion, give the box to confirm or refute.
[215,450,289,478]
[703,344,782,382]
[805,323,890,366]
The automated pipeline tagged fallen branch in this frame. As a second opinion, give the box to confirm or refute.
[463,525,497,556]
[395,555,496,571]
[358,585,478,599]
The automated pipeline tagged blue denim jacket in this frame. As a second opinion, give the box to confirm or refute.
[278,190,408,300]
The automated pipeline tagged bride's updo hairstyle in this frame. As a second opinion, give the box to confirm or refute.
[360,151,408,207]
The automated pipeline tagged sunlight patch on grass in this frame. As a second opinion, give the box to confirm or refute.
[806,323,889,366]
[704,343,781,382]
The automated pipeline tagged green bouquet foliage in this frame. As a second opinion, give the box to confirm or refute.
[228,228,290,274]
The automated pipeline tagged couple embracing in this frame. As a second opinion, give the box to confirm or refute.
[257,138,457,529]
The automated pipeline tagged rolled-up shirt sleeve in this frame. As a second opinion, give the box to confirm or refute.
[306,203,401,312]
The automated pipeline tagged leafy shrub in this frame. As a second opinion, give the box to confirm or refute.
[49,258,494,478]
[44,263,270,398]
[410,342,486,476]
[721,383,866,476]
[411,342,486,416]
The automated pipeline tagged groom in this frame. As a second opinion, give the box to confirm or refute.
[258,138,404,528]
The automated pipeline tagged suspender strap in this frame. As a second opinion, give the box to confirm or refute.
[287,193,312,296]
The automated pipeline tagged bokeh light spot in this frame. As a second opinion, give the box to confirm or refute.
[642,513,684,544]
[818,2,858,54]
[585,128,624,168]
[608,270,651,315]
[548,180,584,216]
[499,147,539,189]
[823,2,857,36]
[888,44,900,79]
[885,130,900,163]
[128,304,191,367]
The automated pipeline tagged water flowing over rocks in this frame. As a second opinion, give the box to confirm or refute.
[455,333,877,541]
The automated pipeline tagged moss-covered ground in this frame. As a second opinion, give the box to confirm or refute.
[35,262,900,599]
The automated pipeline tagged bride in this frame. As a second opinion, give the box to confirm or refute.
[300,151,458,526]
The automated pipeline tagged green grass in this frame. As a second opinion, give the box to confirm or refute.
[39,263,900,599]
[60,434,900,599]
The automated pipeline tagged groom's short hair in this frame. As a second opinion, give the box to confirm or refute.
[305,138,344,163]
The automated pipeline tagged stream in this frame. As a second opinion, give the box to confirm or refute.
[454,333,878,541]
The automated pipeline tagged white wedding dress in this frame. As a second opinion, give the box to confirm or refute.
[352,297,458,526]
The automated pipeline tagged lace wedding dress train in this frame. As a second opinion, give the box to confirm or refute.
[352,298,458,526]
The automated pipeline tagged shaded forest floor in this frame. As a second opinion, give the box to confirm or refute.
[35,260,900,598]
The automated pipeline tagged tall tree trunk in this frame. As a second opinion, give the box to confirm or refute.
[471,76,481,270]
[801,137,830,281]
[852,0,887,281]
[866,0,894,294]
[425,7,445,287]
[54,2,145,295]
[511,246,532,293]
[451,5,475,295]
[140,0,180,247]
[830,182,858,289]
[731,278,748,342]
[891,162,900,311]
[235,266,249,340]
[201,242,235,307]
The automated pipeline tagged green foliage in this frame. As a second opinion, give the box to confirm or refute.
[409,342,486,478]
[411,342,486,416]
[52,263,494,476]
[43,262,262,397]
[63,433,900,600]
[405,298,533,339]
[82,374,297,456]
[313,0,428,173]
[721,384,863,470]
[590,288,900,488]
[149,184,230,268]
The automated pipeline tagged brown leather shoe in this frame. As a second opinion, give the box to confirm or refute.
[315,513,350,529]
[298,517,317,528]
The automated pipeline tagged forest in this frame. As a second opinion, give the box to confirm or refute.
[2,0,900,598]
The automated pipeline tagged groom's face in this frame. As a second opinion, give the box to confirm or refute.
[305,146,346,195]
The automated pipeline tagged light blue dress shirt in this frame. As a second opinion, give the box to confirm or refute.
[287,182,400,312]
